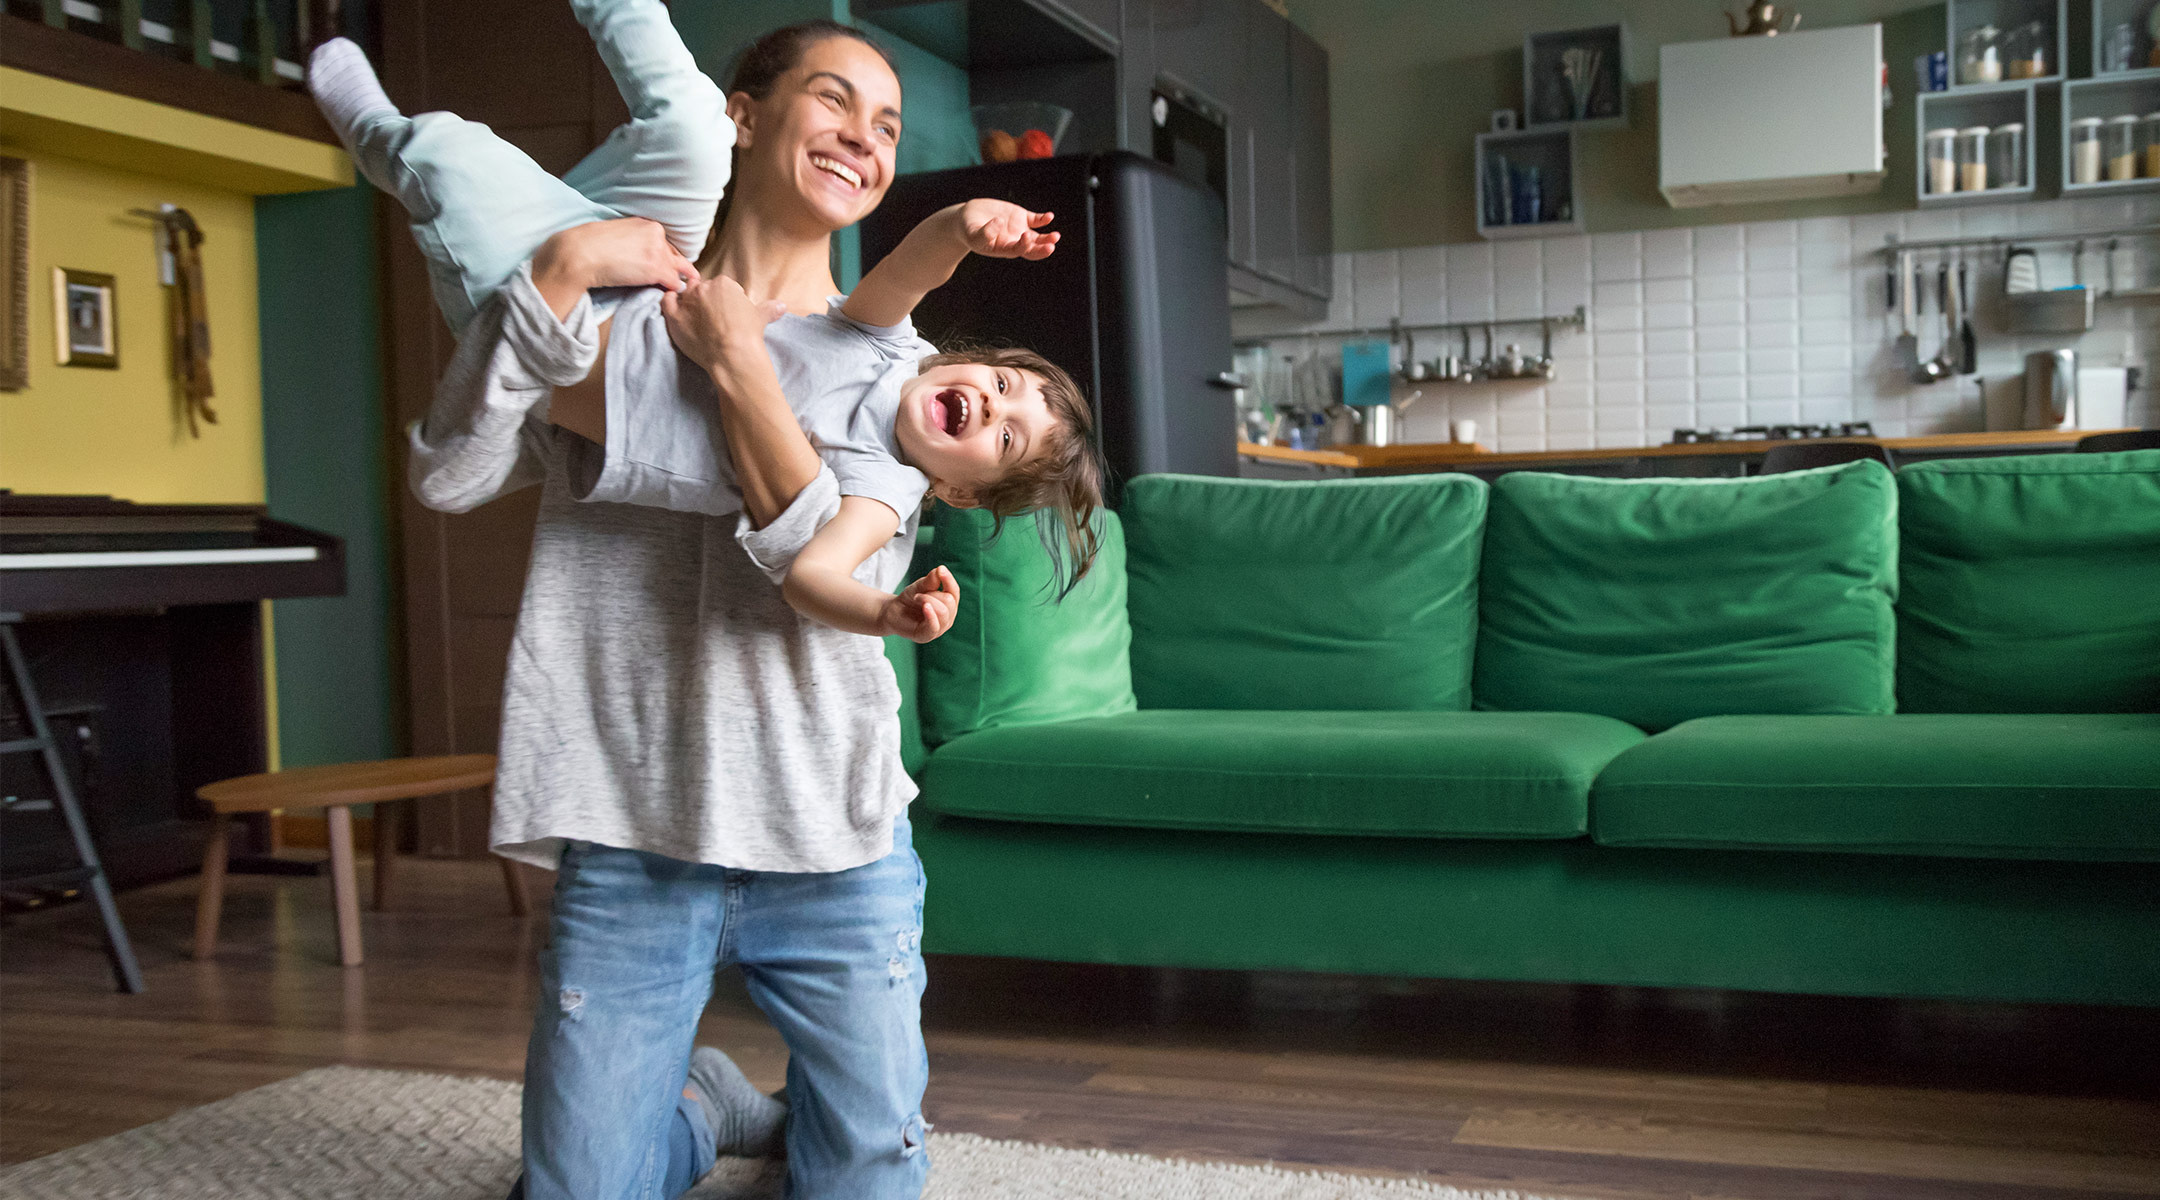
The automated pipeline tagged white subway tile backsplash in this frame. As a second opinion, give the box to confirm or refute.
[1644,328,1695,355]
[1252,196,2157,457]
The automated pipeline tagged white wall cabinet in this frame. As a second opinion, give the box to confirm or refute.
[1659,24,1887,207]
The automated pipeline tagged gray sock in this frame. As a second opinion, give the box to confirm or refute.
[686,1046,788,1158]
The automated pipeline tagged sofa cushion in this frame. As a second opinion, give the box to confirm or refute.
[917,505,1136,745]
[1122,474,1487,711]
[1475,462,1898,731]
[1897,450,2160,714]
[1592,714,2160,861]
[921,709,1645,839]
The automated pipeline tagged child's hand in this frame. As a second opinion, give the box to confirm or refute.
[881,566,960,643]
[958,200,1058,260]
[662,274,788,370]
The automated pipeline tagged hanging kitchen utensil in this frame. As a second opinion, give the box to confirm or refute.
[1537,318,1557,379]
[1892,250,1919,372]
[1957,253,1976,374]
[1912,258,1950,384]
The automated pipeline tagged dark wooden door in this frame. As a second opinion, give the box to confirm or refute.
[380,0,631,856]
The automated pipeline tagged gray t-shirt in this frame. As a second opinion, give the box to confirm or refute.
[574,287,934,529]
[407,265,920,874]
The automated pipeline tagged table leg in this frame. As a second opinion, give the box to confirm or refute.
[325,805,364,967]
[193,813,231,960]
[499,854,531,917]
[372,800,398,911]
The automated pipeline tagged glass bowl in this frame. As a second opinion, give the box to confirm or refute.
[971,102,1073,163]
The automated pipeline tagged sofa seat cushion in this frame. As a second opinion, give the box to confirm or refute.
[921,710,1645,839]
[1593,714,2160,861]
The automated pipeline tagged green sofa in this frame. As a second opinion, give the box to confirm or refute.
[889,452,2160,1007]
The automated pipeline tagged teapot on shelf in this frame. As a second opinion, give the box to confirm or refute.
[1727,1,1800,36]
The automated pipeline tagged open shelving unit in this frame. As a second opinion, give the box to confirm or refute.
[1475,127,1583,239]
[1946,0,2068,88]
[2061,72,2160,192]
[1523,24,1630,131]
[1917,80,2044,204]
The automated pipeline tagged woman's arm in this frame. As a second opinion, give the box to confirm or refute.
[840,200,1057,329]
[783,497,959,641]
[661,273,819,529]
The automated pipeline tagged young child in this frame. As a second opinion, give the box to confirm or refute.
[310,0,1104,642]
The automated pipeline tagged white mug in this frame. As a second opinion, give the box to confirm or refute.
[1450,418,1479,445]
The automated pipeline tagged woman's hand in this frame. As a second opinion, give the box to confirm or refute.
[661,273,788,371]
[531,218,697,318]
[879,566,960,643]
[956,200,1058,260]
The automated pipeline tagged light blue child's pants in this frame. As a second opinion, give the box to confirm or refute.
[348,0,730,331]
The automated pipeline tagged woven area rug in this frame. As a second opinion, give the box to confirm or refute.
[0,1066,1578,1200]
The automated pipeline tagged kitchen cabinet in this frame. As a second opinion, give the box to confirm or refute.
[1036,0,1121,50]
[1149,0,1243,109]
[1245,7,1297,286]
[1289,23,1332,299]
[1659,24,1886,206]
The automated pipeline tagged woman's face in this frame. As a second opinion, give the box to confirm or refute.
[730,37,903,233]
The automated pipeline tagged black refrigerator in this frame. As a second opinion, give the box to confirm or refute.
[859,151,1239,496]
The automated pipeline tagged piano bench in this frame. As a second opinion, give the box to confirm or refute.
[193,755,525,967]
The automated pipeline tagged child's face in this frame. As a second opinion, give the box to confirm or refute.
[732,37,902,235]
[894,362,1060,504]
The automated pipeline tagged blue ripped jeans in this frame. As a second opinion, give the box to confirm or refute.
[509,814,930,1200]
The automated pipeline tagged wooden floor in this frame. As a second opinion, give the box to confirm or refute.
[5,856,2159,1200]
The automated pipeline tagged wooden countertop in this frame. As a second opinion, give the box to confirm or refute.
[1237,428,2115,471]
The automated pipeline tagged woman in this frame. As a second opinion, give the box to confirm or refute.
[409,21,939,1200]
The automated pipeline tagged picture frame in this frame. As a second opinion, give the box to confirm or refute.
[54,267,118,370]
[0,156,26,391]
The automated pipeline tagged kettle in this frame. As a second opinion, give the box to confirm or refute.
[2024,348,2077,428]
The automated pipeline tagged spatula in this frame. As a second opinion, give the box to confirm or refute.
[1892,250,1919,372]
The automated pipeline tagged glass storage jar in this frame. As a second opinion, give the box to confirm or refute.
[2008,20,2051,78]
[1925,127,1958,194]
[2072,116,2105,184]
[2108,114,2140,181]
[1957,126,1990,191]
[2146,113,2160,176]
[1959,24,2003,84]
[1987,122,2025,188]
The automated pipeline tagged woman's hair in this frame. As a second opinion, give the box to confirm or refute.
[919,345,1107,601]
[695,20,896,273]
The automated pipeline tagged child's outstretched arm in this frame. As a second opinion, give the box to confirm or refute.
[785,500,959,642]
[841,200,1058,329]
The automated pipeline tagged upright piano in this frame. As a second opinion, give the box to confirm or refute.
[0,494,345,891]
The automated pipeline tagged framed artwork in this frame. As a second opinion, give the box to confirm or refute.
[55,267,118,370]
[0,156,25,391]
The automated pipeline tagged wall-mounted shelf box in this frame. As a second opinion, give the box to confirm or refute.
[1476,127,1583,239]
[2061,72,2160,191]
[1917,80,2044,205]
[2090,0,2157,75]
[1946,0,2068,89]
[1523,24,1629,131]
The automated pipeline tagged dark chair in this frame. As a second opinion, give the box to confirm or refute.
[2074,429,2160,453]
[1757,441,1897,475]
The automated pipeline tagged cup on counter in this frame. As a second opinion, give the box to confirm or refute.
[1450,418,1479,445]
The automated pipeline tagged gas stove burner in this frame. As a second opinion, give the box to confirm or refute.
[1670,421,1877,445]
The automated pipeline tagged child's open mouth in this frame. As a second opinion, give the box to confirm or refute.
[933,389,969,437]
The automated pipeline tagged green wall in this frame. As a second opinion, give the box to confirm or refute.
[1287,0,1948,251]
[257,184,401,769]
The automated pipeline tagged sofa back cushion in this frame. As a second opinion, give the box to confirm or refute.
[1897,450,2160,713]
[1475,461,1899,731]
[1122,474,1487,710]
[916,506,1137,745]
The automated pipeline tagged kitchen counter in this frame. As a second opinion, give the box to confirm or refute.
[1237,429,2117,474]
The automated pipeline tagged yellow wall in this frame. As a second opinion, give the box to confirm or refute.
[0,149,264,504]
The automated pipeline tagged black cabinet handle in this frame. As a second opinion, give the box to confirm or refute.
[1207,372,1247,389]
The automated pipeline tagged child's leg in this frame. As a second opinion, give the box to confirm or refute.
[310,39,620,331]
[559,0,732,261]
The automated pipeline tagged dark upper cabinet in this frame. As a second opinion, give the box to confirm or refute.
[1149,0,1242,108]
[1243,6,1295,286]
[1035,0,1121,49]
[1289,22,1332,299]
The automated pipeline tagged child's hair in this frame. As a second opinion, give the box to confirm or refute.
[920,345,1106,600]
[697,21,898,272]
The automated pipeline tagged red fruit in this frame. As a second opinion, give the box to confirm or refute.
[1017,129,1054,160]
